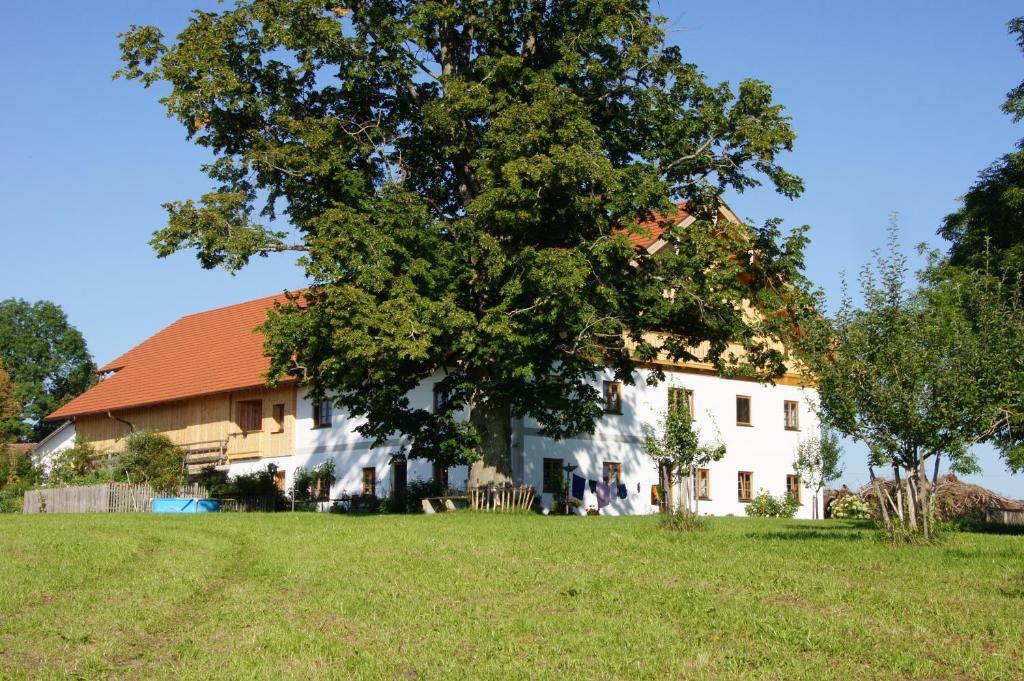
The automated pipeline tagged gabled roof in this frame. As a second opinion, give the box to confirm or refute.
[47,293,296,420]
[624,202,740,252]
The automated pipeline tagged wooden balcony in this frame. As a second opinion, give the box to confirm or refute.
[181,440,229,474]
[226,431,264,460]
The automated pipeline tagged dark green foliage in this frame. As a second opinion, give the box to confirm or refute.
[118,0,815,474]
[0,299,95,441]
[403,477,448,514]
[744,490,799,518]
[292,462,336,501]
[195,464,288,510]
[47,436,99,485]
[940,18,1024,280]
[0,447,43,513]
[0,364,20,444]
[115,431,185,493]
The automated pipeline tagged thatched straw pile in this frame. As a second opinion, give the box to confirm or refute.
[858,473,1023,522]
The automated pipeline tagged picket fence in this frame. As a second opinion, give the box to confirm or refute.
[24,482,208,514]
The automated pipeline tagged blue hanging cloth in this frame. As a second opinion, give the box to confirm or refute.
[588,479,597,494]
[571,473,586,500]
[617,483,628,499]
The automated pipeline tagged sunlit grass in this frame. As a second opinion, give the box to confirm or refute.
[0,513,1021,680]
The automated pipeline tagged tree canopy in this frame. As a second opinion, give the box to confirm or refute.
[118,0,814,481]
[940,17,1024,278]
[0,299,95,441]
[0,363,21,445]
[800,224,1024,538]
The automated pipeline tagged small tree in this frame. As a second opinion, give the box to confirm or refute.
[116,431,185,493]
[643,400,725,516]
[793,428,844,519]
[48,436,98,485]
[801,223,1024,540]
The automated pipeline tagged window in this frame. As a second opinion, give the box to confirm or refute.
[784,400,799,430]
[313,398,333,428]
[361,467,376,496]
[273,470,287,493]
[603,461,622,485]
[736,396,752,426]
[738,471,753,502]
[542,458,564,494]
[603,381,622,414]
[786,474,801,502]
[668,387,694,417]
[271,403,285,433]
[432,384,450,413]
[236,400,262,433]
[695,468,710,500]
[433,462,449,488]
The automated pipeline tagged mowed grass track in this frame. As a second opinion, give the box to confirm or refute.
[0,514,1022,680]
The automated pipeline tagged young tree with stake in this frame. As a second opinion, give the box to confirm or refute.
[792,428,843,519]
[643,400,725,515]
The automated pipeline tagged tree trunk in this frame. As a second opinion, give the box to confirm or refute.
[869,465,892,532]
[905,467,918,532]
[892,464,904,525]
[467,397,513,487]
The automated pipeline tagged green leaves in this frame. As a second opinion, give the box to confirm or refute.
[121,0,812,466]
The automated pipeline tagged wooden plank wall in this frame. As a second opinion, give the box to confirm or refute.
[75,385,298,460]
[23,482,210,514]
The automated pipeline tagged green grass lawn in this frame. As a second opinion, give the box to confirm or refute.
[0,513,1022,680]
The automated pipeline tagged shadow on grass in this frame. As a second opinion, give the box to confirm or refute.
[745,521,874,542]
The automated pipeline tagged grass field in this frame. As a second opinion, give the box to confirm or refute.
[0,513,1022,680]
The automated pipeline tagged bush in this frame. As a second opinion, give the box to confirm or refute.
[661,508,705,532]
[404,478,447,513]
[292,462,336,502]
[830,493,871,519]
[0,445,43,513]
[744,489,800,518]
[48,436,99,485]
[194,464,288,510]
[116,431,185,493]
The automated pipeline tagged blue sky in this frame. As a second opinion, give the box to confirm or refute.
[1,2,1022,497]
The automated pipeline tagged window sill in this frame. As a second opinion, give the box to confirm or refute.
[785,427,800,432]
[310,424,332,430]
[697,496,711,501]
[738,498,752,503]
[736,422,753,427]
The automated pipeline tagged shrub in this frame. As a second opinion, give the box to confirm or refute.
[830,493,871,519]
[115,431,185,493]
[293,462,336,501]
[48,436,99,485]
[661,508,705,531]
[404,478,446,513]
[197,464,288,510]
[0,445,43,512]
[744,489,800,518]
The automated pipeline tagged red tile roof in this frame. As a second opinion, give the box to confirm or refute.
[624,202,691,249]
[48,293,296,420]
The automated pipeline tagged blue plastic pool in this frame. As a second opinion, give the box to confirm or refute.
[151,498,221,513]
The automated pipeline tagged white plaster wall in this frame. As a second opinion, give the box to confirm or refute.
[226,368,819,518]
[523,368,821,518]
[33,421,76,475]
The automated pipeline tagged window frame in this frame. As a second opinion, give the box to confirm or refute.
[603,461,622,485]
[737,471,753,502]
[695,468,711,500]
[361,467,376,496]
[312,398,333,429]
[602,380,622,415]
[668,387,695,418]
[786,474,801,502]
[736,395,752,427]
[235,399,263,433]
[271,403,286,434]
[432,384,450,414]
[784,400,800,431]
[542,457,564,494]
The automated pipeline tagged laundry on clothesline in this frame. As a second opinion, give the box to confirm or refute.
[571,473,586,500]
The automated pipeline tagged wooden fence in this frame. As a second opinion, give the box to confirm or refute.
[987,507,1024,526]
[24,482,209,514]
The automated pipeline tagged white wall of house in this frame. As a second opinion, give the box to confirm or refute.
[226,368,820,518]
[32,420,76,475]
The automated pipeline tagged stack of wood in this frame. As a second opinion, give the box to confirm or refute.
[468,483,535,512]
[858,473,1023,522]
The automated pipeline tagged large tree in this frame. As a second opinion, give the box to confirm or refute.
[939,17,1024,277]
[118,0,814,482]
[0,299,96,441]
[801,225,1024,539]
[0,363,21,445]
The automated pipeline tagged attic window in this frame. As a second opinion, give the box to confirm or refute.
[236,400,262,433]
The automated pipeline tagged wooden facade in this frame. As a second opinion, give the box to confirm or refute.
[74,384,298,463]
